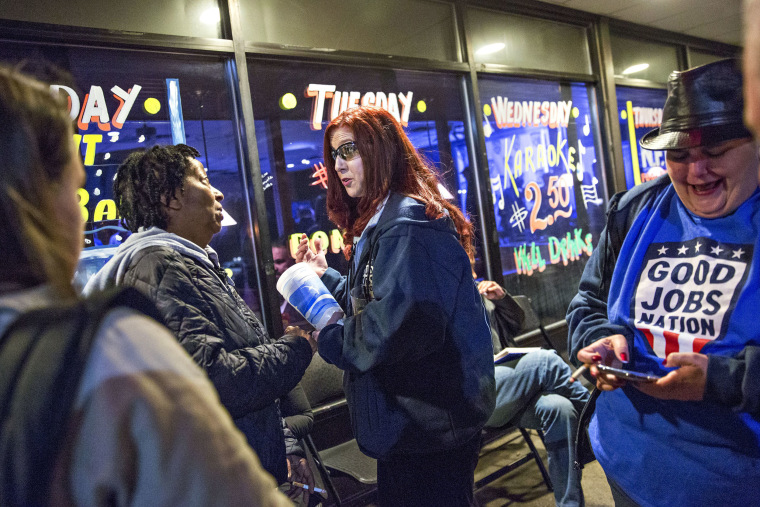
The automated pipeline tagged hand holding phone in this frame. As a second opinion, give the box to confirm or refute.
[596,364,662,383]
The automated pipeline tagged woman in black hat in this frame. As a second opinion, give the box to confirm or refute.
[567,59,760,506]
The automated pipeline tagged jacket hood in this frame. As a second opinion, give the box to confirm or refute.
[82,227,219,295]
[372,193,458,239]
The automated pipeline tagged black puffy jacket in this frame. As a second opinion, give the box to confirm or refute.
[84,229,313,483]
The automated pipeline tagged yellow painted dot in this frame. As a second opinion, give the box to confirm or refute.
[621,110,627,120]
[144,97,161,115]
[483,104,492,117]
[417,100,427,113]
[224,268,234,278]
[572,107,580,118]
[280,93,297,110]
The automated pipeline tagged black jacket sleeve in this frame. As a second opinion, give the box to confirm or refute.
[490,294,525,348]
[705,345,760,417]
[124,249,313,419]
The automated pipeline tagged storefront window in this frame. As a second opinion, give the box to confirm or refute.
[0,0,223,38]
[0,43,257,308]
[616,86,668,189]
[689,49,735,68]
[247,59,472,325]
[240,0,458,61]
[466,7,591,74]
[478,75,607,322]
[610,34,679,83]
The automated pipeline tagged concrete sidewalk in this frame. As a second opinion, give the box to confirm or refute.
[475,429,614,507]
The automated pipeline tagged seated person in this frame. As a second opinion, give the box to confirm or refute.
[0,65,288,505]
[84,144,317,499]
[477,270,589,507]
[568,59,760,506]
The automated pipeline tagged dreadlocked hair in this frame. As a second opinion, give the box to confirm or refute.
[322,106,474,260]
[114,144,200,232]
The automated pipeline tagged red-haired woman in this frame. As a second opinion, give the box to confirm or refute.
[297,106,494,506]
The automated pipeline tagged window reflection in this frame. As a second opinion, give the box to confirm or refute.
[248,60,473,326]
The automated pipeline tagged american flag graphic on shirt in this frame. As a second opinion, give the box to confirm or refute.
[632,238,752,358]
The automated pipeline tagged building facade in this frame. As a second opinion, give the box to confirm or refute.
[0,0,738,340]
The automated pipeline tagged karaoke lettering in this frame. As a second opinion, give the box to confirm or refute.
[490,97,573,129]
[513,229,593,276]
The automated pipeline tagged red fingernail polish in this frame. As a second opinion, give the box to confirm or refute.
[592,354,602,362]
[620,352,628,362]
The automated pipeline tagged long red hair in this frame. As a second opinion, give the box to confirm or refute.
[322,106,474,259]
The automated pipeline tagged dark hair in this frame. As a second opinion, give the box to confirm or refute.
[271,235,289,250]
[114,144,200,232]
[0,64,77,294]
[322,106,474,259]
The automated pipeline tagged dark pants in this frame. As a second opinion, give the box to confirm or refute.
[376,434,481,507]
[607,476,641,507]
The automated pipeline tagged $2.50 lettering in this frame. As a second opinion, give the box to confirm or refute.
[524,175,573,234]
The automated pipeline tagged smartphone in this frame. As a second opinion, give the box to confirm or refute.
[596,364,662,383]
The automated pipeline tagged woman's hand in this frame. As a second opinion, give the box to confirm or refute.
[284,325,317,354]
[286,454,314,504]
[633,353,707,401]
[577,334,630,391]
[295,234,328,277]
[477,280,506,300]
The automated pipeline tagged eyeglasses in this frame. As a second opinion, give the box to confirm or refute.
[331,141,360,161]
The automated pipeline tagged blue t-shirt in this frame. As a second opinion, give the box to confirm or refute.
[591,185,760,506]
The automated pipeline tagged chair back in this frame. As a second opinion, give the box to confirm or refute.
[300,352,345,408]
[511,295,556,350]
[512,295,540,330]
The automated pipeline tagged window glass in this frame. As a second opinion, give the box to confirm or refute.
[247,59,471,326]
[610,34,679,83]
[0,0,223,38]
[240,0,457,61]
[616,86,669,189]
[0,43,258,311]
[466,7,591,74]
[689,49,735,68]
[478,75,608,322]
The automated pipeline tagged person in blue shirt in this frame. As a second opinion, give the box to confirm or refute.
[568,59,760,506]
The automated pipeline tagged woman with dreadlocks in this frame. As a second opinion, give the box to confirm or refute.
[84,144,318,502]
[296,106,494,506]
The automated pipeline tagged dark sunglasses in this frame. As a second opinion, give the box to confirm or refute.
[331,141,360,161]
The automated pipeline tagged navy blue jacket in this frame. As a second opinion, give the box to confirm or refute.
[318,193,495,459]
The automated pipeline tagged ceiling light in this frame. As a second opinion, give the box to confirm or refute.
[622,63,650,75]
[200,7,221,24]
[475,43,505,56]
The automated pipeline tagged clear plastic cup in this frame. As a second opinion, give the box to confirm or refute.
[350,286,369,315]
[276,263,342,330]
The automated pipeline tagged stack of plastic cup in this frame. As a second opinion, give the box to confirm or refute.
[276,263,342,330]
